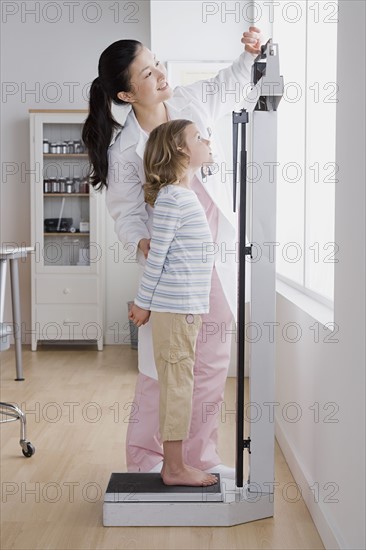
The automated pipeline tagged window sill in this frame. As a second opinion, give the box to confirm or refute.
[276,279,334,326]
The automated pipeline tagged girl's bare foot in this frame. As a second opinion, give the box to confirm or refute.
[161,463,218,486]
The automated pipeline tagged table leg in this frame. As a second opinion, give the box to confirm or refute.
[0,259,7,322]
[9,258,24,381]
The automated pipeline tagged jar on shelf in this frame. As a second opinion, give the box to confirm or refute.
[48,177,56,192]
[59,177,66,193]
[48,177,55,192]
[50,143,57,154]
[79,178,90,194]
[61,142,68,154]
[73,177,81,193]
[67,140,74,154]
[56,143,63,154]
[44,179,51,193]
[51,177,60,193]
[43,139,50,154]
[79,220,90,233]
[65,179,74,193]
[73,140,82,154]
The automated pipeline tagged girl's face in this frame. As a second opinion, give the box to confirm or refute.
[117,46,172,106]
[182,124,213,169]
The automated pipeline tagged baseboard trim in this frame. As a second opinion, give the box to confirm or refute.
[104,331,131,346]
[275,417,345,550]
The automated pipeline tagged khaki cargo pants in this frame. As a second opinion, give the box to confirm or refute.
[150,311,202,442]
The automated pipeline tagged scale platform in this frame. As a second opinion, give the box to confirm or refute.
[103,473,274,526]
[104,472,222,503]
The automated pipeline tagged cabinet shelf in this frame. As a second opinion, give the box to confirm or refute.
[43,154,88,158]
[44,194,89,197]
[44,233,90,237]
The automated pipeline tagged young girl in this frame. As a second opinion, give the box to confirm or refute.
[83,30,262,477]
[129,119,217,486]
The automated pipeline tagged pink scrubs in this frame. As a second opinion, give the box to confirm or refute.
[126,176,234,471]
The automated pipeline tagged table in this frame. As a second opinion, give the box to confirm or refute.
[0,246,34,381]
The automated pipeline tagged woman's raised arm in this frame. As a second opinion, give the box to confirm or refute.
[173,27,262,123]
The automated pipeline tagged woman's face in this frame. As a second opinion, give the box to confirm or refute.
[117,46,172,106]
[182,124,213,169]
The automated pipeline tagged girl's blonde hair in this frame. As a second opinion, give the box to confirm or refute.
[143,119,193,206]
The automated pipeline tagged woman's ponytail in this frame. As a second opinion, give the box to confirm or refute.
[82,77,120,190]
[82,40,143,190]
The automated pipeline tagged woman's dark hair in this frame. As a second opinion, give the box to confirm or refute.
[82,40,142,190]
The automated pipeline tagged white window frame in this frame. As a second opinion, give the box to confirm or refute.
[271,0,338,316]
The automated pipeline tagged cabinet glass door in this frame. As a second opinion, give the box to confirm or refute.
[42,122,91,267]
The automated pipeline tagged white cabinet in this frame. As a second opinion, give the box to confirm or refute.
[29,110,104,350]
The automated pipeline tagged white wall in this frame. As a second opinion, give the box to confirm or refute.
[275,2,365,549]
[0,0,150,345]
[150,0,264,60]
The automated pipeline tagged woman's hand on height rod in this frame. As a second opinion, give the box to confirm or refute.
[241,26,262,55]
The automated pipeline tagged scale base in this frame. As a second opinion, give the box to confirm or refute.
[103,473,274,526]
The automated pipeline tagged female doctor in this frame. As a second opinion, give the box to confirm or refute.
[83,28,262,478]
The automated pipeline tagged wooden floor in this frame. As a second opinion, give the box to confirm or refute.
[0,345,324,550]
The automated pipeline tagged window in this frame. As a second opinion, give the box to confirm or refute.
[273,0,338,306]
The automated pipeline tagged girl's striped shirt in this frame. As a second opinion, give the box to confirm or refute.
[135,184,214,313]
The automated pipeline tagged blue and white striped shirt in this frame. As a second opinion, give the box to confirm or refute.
[135,185,214,313]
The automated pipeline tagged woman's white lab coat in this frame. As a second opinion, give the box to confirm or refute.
[106,50,256,379]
